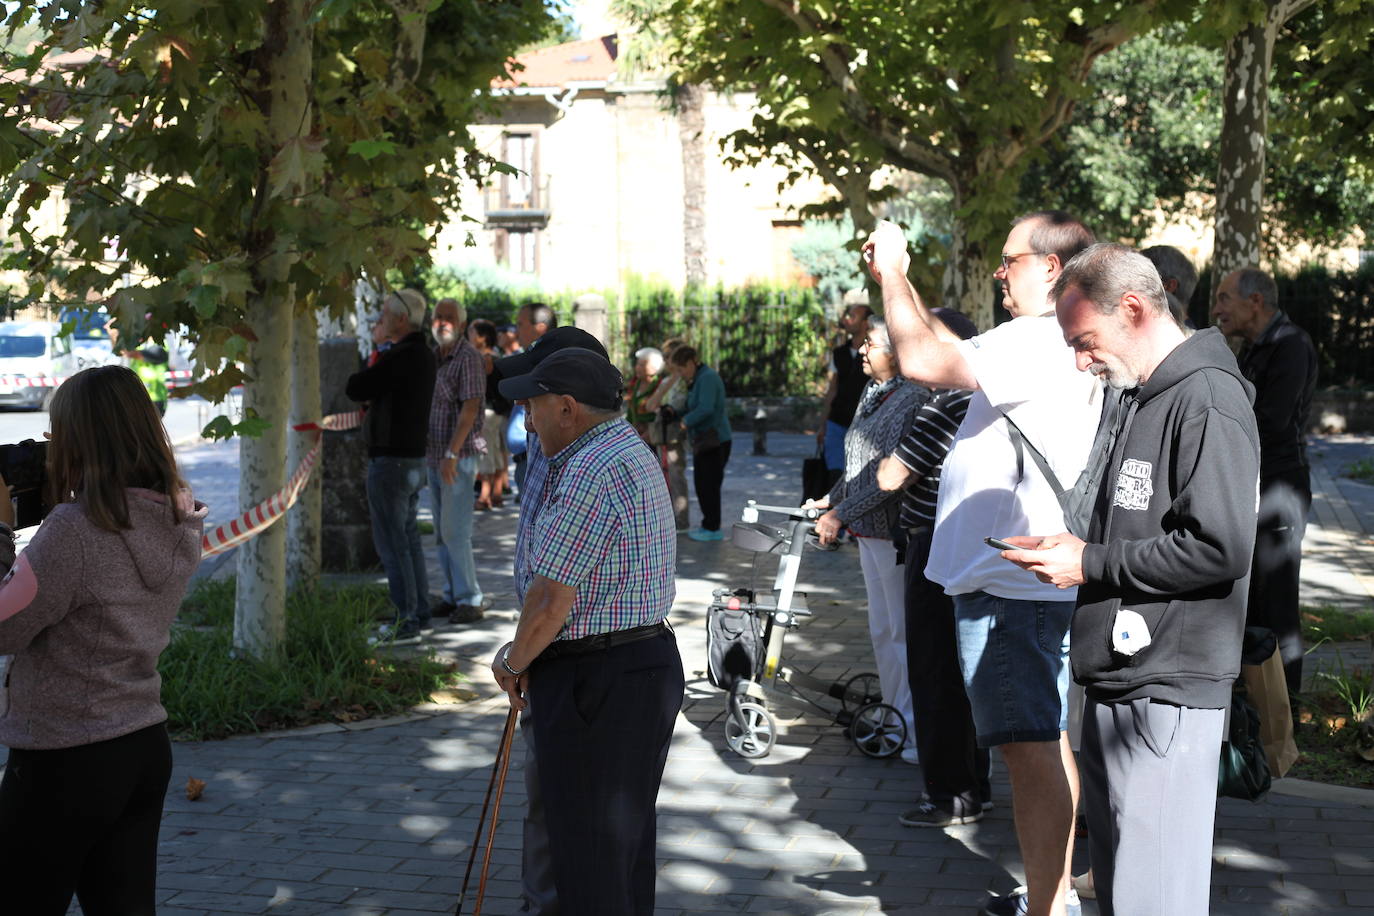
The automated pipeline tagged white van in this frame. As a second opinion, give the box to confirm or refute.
[0,321,84,410]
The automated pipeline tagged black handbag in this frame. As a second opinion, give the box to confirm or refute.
[801,444,830,504]
[1218,685,1272,801]
[691,427,721,455]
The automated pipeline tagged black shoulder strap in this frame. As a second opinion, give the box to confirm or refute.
[1004,411,1062,493]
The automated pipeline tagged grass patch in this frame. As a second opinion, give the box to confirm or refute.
[1291,651,1374,789]
[1289,717,1374,790]
[1346,458,1374,484]
[418,520,434,536]
[1301,604,1374,644]
[161,580,463,740]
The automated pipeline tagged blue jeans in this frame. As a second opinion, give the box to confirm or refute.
[952,590,1073,748]
[428,459,483,607]
[366,456,430,631]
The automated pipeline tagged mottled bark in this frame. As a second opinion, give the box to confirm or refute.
[1211,0,1316,292]
[286,302,322,590]
[389,0,429,89]
[942,218,994,330]
[235,0,313,658]
[679,83,708,287]
[1213,22,1270,282]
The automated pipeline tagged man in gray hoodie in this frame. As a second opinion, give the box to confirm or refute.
[1002,243,1260,916]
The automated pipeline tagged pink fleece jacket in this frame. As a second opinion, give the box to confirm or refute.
[0,488,205,750]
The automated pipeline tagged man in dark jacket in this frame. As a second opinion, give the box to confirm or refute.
[346,289,438,644]
[817,301,871,486]
[1213,267,1318,694]
[1001,244,1260,916]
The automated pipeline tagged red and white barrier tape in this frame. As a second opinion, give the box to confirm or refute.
[0,369,197,389]
[200,410,364,558]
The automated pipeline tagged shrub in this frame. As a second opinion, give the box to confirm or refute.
[161,581,460,740]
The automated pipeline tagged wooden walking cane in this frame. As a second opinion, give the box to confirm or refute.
[455,705,519,916]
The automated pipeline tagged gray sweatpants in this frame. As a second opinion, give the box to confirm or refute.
[1081,697,1225,916]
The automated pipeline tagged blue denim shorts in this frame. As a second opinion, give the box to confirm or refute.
[952,591,1073,747]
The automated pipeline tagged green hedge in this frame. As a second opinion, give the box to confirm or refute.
[421,266,829,397]
[617,277,827,398]
[1189,261,1374,387]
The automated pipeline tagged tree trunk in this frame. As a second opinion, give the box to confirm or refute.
[942,218,995,330]
[678,83,708,287]
[1211,0,1315,292]
[1212,21,1272,286]
[286,301,322,590]
[234,0,312,658]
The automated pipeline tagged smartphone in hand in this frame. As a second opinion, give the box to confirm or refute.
[984,536,1018,551]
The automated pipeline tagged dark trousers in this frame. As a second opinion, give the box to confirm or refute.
[693,440,732,531]
[1245,468,1311,695]
[520,710,559,914]
[904,527,990,810]
[529,630,684,915]
[366,455,430,631]
[0,722,172,915]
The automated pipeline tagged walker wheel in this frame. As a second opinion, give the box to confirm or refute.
[850,702,907,759]
[725,701,777,759]
[839,672,882,713]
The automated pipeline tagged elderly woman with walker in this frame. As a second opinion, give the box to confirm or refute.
[808,317,928,763]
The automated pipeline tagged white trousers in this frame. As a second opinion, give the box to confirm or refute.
[857,537,914,744]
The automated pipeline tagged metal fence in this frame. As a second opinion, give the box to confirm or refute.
[618,287,828,398]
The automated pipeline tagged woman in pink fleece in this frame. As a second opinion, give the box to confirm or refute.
[0,365,206,916]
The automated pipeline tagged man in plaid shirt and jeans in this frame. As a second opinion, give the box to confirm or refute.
[492,347,683,915]
[427,298,487,622]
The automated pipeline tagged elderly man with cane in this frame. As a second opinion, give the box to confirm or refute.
[491,347,683,915]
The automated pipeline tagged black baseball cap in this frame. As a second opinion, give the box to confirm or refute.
[493,326,607,380]
[498,347,624,410]
[931,307,978,341]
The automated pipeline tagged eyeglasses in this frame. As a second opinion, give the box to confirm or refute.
[999,251,1045,270]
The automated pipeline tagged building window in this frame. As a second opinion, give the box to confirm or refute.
[496,228,538,275]
[502,132,538,209]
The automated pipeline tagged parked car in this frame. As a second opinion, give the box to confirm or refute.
[0,320,101,410]
[57,307,119,370]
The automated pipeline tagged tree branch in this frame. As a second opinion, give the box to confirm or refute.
[754,0,955,182]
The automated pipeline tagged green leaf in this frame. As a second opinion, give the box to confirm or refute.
[200,415,237,441]
[189,284,221,318]
[234,411,272,439]
[347,137,398,160]
[267,136,326,199]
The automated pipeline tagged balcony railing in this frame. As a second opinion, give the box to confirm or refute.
[483,176,551,227]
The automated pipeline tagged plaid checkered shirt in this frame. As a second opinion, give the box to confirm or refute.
[515,418,676,640]
[426,337,487,466]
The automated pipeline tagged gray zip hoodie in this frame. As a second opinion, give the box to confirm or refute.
[0,489,205,749]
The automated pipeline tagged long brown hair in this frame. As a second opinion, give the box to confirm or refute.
[46,365,186,531]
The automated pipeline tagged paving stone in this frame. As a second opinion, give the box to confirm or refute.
[24,432,1374,915]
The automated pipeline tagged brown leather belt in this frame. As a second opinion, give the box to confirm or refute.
[538,620,671,662]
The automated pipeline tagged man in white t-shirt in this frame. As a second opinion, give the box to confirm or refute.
[864,212,1099,916]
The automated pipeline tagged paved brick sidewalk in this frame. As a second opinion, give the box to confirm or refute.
[31,433,1374,913]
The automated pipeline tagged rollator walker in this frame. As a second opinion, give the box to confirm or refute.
[708,500,908,759]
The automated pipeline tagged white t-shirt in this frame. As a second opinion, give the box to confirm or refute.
[925,315,1103,601]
